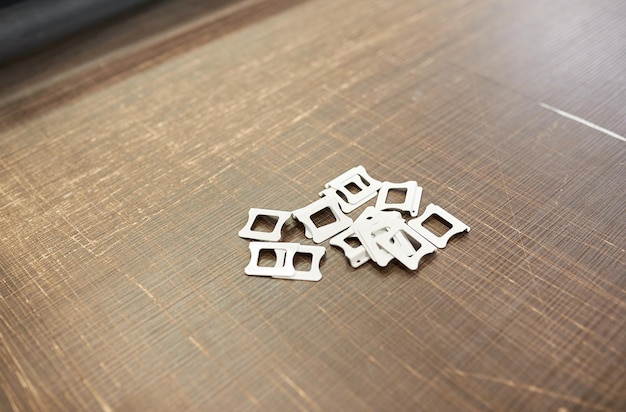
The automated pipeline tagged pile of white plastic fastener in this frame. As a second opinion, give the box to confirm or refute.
[239,166,470,282]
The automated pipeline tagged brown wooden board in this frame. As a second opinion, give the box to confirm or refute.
[0,0,624,410]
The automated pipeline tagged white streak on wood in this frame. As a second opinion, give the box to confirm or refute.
[539,102,626,142]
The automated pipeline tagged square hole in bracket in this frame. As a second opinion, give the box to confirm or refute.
[310,207,338,228]
[258,249,277,267]
[294,252,313,272]
[422,214,453,237]
[386,188,407,204]
[345,182,362,194]
[344,236,362,249]
[251,215,279,233]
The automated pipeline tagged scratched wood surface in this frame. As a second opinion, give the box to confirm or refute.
[1,0,625,410]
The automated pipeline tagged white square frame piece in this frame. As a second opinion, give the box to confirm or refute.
[272,244,325,282]
[375,181,423,217]
[352,207,411,266]
[407,203,470,248]
[323,165,382,212]
[238,208,292,241]
[292,194,353,243]
[245,241,298,277]
[376,223,437,270]
[329,227,370,268]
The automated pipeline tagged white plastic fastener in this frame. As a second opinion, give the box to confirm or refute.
[407,204,470,248]
[292,194,353,243]
[238,208,292,241]
[375,181,423,217]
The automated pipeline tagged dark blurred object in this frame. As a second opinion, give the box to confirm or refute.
[0,0,158,65]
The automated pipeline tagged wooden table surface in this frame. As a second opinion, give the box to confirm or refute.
[1,0,625,410]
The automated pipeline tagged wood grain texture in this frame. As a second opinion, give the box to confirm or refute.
[0,0,624,410]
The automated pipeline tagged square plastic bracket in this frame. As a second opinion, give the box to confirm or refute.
[375,181,423,217]
[407,203,470,248]
[329,227,370,268]
[322,165,382,213]
[238,208,292,241]
[352,207,412,266]
[244,241,298,277]
[272,244,325,282]
[376,223,437,270]
[245,242,325,281]
[292,194,353,243]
